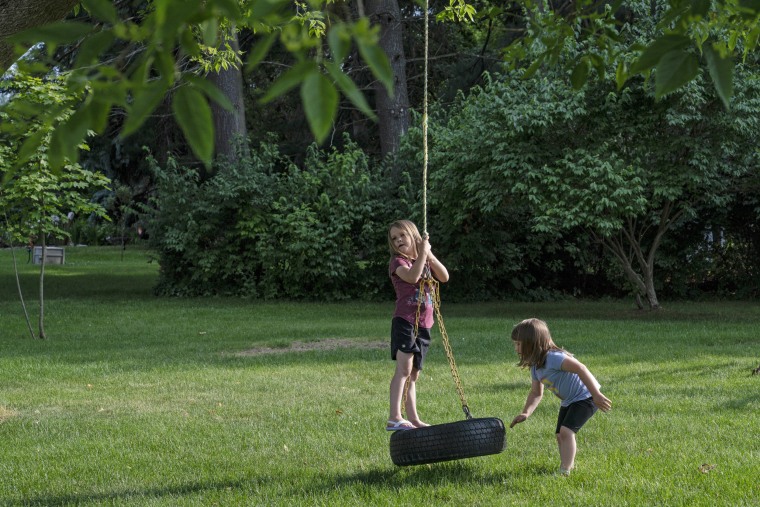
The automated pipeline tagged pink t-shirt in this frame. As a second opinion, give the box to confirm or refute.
[389,256,434,329]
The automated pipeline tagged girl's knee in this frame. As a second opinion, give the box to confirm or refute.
[409,369,420,382]
[394,363,413,378]
[556,426,576,442]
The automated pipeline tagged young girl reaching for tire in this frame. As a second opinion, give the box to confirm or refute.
[510,318,611,475]
[386,220,449,431]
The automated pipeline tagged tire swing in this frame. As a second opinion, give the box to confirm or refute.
[389,1,506,467]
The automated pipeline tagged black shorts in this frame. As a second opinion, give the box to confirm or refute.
[390,316,431,371]
[556,397,597,434]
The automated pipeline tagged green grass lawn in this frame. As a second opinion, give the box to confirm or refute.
[1,246,759,506]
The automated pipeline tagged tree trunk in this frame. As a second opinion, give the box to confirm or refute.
[366,0,410,157]
[0,0,79,72]
[208,25,248,161]
[38,226,47,339]
[5,212,37,339]
[594,199,683,311]
[600,235,659,310]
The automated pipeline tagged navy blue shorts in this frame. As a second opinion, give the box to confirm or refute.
[556,397,597,434]
[390,316,431,371]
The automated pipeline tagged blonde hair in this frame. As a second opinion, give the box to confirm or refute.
[387,220,422,260]
[511,318,565,368]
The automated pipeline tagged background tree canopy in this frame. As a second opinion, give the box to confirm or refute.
[1,0,759,306]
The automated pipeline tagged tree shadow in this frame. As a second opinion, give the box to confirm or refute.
[0,272,158,302]
[5,477,250,507]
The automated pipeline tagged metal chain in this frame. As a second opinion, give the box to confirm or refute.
[403,273,472,420]
[430,277,472,419]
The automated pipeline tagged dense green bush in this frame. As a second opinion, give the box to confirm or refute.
[148,136,414,300]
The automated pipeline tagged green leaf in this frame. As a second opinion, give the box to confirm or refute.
[615,60,628,90]
[212,0,243,18]
[90,79,128,105]
[260,61,316,103]
[357,43,393,96]
[570,59,589,90]
[183,74,233,110]
[154,51,177,84]
[172,86,214,165]
[49,127,75,172]
[245,32,277,72]
[122,80,169,137]
[728,31,739,52]
[15,129,47,167]
[180,28,201,58]
[74,31,115,68]
[250,0,290,19]
[690,0,711,16]
[47,105,93,171]
[300,72,338,143]
[328,24,351,64]
[325,62,376,120]
[81,0,118,23]
[704,45,733,109]
[631,34,691,75]
[744,26,760,58]
[654,50,699,98]
[9,21,95,45]
[738,0,760,15]
[200,19,218,46]
[588,53,606,80]
[154,0,201,46]
[88,99,112,134]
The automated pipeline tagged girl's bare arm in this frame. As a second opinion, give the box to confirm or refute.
[561,355,612,412]
[510,379,544,427]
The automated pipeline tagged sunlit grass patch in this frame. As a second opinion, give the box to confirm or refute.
[0,405,19,422]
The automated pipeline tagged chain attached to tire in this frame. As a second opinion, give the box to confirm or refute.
[404,270,471,420]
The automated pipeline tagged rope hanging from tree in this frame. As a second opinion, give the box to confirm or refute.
[404,0,472,421]
[422,0,429,238]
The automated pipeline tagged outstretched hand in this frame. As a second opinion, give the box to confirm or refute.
[509,414,528,428]
[593,394,612,412]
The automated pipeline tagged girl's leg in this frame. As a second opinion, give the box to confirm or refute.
[403,369,429,427]
[389,351,414,422]
[556,426,577,472]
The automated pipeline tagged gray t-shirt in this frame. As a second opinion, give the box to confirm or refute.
[531,350,597,407]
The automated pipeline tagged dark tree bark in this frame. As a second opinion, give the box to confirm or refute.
[366,0,410,157]
[208,26,249,161]
[0,0,79,72]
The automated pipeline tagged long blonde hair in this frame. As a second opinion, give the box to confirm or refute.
[511,318,565,368]
[387,220,422,260]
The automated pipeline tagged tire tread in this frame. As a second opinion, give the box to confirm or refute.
[389,417,506,466]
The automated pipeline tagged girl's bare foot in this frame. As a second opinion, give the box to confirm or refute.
[409,419,430,428]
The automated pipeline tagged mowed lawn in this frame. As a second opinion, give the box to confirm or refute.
[1,245,758,506]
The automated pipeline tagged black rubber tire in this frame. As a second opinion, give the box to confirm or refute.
[389,417,506,466]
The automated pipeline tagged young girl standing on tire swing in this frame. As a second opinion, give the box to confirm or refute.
[386,219,449,431]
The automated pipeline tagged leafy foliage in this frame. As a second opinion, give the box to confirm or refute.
[7,0,393,167]
[0,73,110,246]
[499,0,760,104]
[148,136,413,300]
[427,57,760,305]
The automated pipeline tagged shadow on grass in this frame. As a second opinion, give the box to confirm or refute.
[8,461,557,506]
[299,459,555,498]
[0,272,158,302]
[444,301,760,323]
[5,477,250,507]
